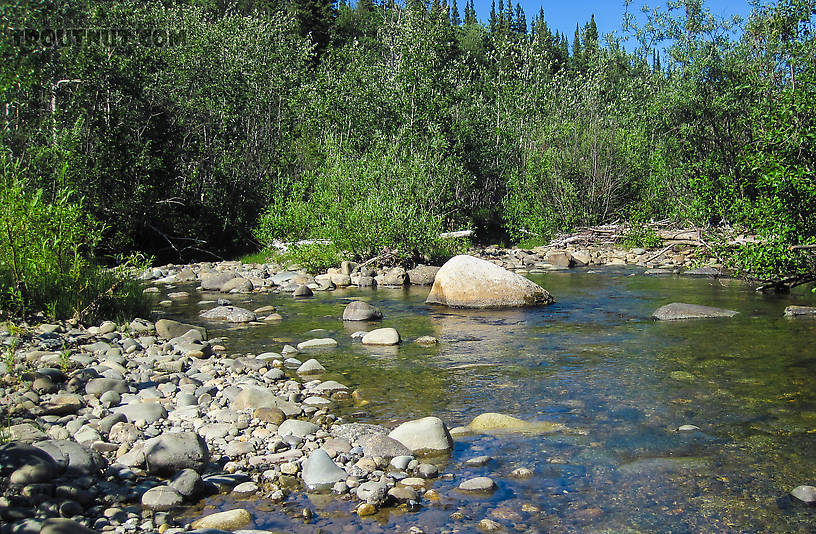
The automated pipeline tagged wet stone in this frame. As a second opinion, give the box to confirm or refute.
[458,476,496,492]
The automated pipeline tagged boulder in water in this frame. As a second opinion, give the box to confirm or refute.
[426,255,554,308]
[652,303,737,320]
[388,416,453,455]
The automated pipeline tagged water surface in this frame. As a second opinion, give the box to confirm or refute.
[165,268,816,533]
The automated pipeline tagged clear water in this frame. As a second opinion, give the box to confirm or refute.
[165,268,816,533]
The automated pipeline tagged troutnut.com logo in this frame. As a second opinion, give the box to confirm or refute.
[7,27,186,48]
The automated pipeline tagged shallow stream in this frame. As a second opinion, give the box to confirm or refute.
[165,268,816,533]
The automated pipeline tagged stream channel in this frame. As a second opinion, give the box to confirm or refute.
[163,267,816,533]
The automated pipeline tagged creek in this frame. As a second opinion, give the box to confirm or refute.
[167,267,816,533]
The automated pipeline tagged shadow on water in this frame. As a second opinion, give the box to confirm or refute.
[163,268,816,533]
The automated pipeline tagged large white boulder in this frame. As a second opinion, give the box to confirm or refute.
[425,255,553,308]
[388,416,453,456]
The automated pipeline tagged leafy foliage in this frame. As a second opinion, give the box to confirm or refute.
[0,154,150,321]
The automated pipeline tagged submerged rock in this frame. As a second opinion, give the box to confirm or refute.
[199,305,257,323]
[467,412,566,433]
[297,338,338,350]
[784,306,816,318]
[426,255,554,308]
[190,508,252,530]
[458,476,496,492]
[791,485,816,504]
[652,302,738,320]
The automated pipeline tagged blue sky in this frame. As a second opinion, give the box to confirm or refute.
[469,0,754,41]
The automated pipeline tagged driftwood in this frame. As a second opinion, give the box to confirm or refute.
[439,230,474,239]
[547,221,760,251]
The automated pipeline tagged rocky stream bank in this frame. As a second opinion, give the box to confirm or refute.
[2,243,815,534]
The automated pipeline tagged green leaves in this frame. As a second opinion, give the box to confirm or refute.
[0,153,149,320]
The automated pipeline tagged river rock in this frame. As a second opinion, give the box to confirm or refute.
[34,439,103,477]
[221,277,253,293]
[200,305,256,323]
[390,455,413,470]
[784,306,816,317]
[297,338,337,350]
[301,449,347,490]
[254,407,286,424]
[791,485,816,504]
[379,267,408,286]
[652,303,738,320]
[190,509,252,530]
[458,476,496,492]
[547,252,574,268]
[297,358,326,375]
[361,434,412,459]
[464,455,492,467]
[0,442,59,481]
[200,272,237,291]
[155,319,207,340]
[144,432,209,475]
[342,301,383,321]
[141,485,183,511]
[468,412,566,433]
[311,380,348,396]
[426,255,554,308]
[85,378,128,396]
[278,419,319,438]
[40,393,83,415]
[40,519,97,534]
[233,386,300,416]
[407,264,440,285]
[388,417,453,455]
[170,468,204,499]
[113,401,167,424]
[331,423,388,444]
[293,284,313,297]
[362,328,400,345]
[683,266,723,276]
[357,480,388,503]
[330,274,352,287]
[388,485,418,502]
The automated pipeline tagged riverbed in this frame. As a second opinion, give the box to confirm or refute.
[166,267,816,533]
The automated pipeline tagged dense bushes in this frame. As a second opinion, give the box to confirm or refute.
[0,155,149,320]
[2,0,816,286]
[255,139,470,265]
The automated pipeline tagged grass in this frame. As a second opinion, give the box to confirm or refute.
[239,248,276,264]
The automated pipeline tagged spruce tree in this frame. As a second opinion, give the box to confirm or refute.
[572,23,583,70]
[464,0,476,25]
[514,4,526,34]
[583,14,599,60]
[450,0,461,26]
[489,0,497,32]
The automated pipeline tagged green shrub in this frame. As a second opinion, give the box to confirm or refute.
[275,242,346,274]
[622,225,663,249]
[255,138,470,265]
[0,155,150,321]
